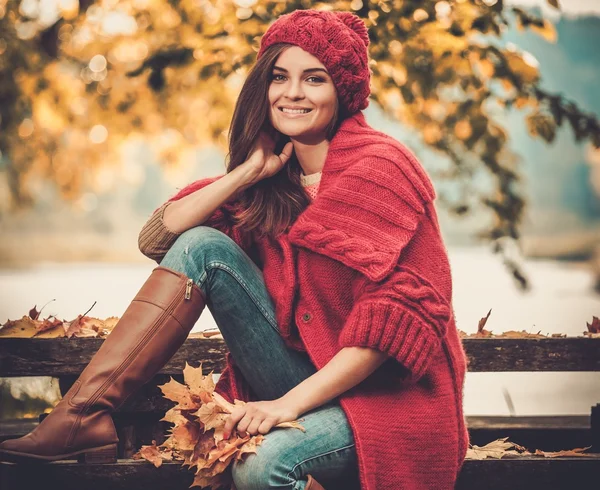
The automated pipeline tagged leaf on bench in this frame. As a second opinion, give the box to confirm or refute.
[133,440,173,468]
[466,436,595,460]
[585,316,600,337]
[534,446,594,458]
[466,437,526,460]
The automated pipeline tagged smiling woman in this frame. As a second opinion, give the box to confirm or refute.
[0,9,469,490]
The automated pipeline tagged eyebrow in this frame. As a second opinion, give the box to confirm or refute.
[272,66,329,75]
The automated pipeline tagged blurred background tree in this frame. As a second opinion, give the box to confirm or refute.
[1,0,599,288]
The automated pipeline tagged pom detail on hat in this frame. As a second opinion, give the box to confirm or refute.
[335,11,370,47]
[257,9,371,114]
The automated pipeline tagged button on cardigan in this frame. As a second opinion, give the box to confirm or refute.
[138,111,470,490]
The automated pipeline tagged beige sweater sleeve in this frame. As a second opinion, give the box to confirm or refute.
[138,201,182,263]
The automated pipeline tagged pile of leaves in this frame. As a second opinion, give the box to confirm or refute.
[0,301,225,340]
[133,362,305,489]
[466,437,594,459]
[0,301,119,339]
[458,311,600,339]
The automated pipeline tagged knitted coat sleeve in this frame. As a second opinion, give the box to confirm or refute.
[338,258,453,383]
[138,174,251,263]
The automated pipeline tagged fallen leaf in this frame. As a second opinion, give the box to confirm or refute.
[587,316,600,334]
[194,402,229,432]
[477,309,493,336]
[101,316,120,335]
[0,316,39,338]
[161,407,188,426]
[28,305,41,321]
[465,437,524,460]
[235,434,265,461]
[171,422,201,452]
[34,323,66,338]
[159,377,198,410]
[136,441,173,468]
[183,362,216,398]
[64,314,87,338]
[497,330,547,339]
[211,392,236,414]
[534,446,593,458]
[35,317,63,334]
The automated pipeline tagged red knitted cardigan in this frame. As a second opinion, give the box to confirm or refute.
[163,112,470,490]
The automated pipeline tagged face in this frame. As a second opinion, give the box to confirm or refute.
[268,46,338,142]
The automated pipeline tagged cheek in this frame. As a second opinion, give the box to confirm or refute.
[315,89,337,110]
[267,85,279,104]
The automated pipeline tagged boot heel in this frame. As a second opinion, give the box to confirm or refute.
[77,444,117,464]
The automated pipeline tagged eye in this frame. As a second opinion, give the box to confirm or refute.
[270,74,325,83]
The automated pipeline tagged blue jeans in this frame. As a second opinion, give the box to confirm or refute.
[159,226,359,490]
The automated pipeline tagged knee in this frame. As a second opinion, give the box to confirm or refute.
[231,443,292,490]
[162,226,236,263]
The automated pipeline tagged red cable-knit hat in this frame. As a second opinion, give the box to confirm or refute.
[257,9,371,115]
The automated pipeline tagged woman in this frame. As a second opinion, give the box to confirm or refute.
[0,9,470,490]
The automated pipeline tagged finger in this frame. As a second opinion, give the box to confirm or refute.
[258,418,275,435]
[236,413,254,435]
[224,407,246,437]
[246,417,265,436]
[279,142,294,165]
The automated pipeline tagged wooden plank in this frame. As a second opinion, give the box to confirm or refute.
[1,337,599,377]
[1,456,599,490]
[466,415,590,430]
[456,456,600,489]
[0,336,228,377]
[465,337,600,372]
[2,415,593,458]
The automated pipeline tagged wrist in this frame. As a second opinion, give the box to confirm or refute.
[232,163,258,192]
[278,393,302,419]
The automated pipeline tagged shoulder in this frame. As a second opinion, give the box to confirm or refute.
[342,136,436,213]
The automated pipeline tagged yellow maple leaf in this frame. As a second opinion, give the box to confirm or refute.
[159,377,199,410]
[183,362,216,398]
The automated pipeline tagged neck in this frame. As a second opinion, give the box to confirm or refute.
[290,136,329,175]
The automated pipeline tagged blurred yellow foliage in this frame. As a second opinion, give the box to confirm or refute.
[0,0,597,274]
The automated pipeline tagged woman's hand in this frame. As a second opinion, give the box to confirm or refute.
[223,398,299,439]
[241,131,294,185]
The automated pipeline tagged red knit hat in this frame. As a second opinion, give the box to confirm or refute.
[257,9,371,115]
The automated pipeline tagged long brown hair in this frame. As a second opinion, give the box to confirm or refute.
[225,43,347,239]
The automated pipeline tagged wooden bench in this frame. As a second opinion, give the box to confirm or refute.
[1,335,599,489]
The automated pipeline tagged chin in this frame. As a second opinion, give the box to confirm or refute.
[275,124,323,140]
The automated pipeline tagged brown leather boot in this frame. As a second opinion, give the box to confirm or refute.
[0,266,205,463]
[305,474,326,490]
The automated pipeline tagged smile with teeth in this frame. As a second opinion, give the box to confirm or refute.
[280,108,312,114]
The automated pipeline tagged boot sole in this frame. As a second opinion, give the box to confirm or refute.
[0,443,117,464]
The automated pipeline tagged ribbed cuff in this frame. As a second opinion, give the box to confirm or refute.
[138,202,182,263]
[339,301,440,382]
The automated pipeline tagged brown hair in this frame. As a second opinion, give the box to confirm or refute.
[225,43,347,239]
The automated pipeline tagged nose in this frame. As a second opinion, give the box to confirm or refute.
[283,78,304,100]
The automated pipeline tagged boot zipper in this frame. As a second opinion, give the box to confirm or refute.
[185,278,193,300]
